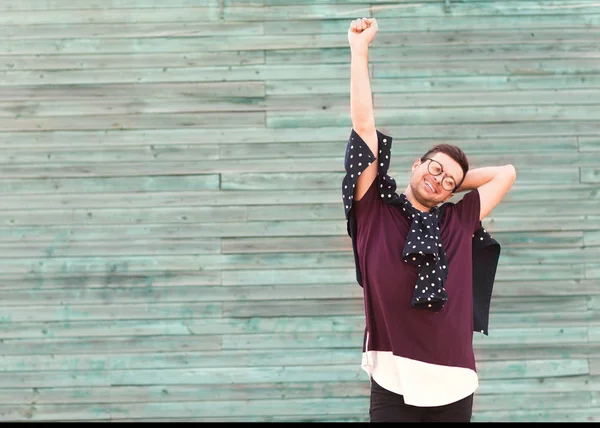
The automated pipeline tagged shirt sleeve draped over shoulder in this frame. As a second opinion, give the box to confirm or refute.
[342,128,395,223]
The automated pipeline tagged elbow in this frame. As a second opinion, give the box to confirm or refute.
[504,164,517,184]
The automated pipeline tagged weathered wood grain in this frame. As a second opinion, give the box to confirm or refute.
[0,0,597,422]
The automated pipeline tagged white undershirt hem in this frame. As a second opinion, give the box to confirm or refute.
[362,350,479,407]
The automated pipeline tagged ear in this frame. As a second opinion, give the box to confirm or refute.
[411,158,421,173]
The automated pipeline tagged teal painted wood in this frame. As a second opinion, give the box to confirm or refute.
[0,0,598,422]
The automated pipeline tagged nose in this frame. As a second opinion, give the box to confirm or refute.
[430,173,442,185]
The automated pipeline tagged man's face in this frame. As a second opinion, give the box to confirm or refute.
[409,152,464,207]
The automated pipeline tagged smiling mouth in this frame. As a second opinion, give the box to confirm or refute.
[424,178,436,194]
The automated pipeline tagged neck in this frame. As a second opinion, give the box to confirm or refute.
[404,185,432,212]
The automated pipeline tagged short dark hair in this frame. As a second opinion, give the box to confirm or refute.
[421,144,469,190]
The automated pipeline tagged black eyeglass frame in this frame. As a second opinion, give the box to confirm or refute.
[420,157,460,192]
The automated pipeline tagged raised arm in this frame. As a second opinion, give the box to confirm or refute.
[348,17,379,201]
[456,165,517,221]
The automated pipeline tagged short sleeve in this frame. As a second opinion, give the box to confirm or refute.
[341,128,394,221]
[452,189,482,233]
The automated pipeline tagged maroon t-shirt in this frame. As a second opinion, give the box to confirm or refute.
[354,179,482,370]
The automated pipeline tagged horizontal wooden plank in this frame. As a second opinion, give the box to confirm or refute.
[268,105,600,128]
[0,238,221,258]
[0,21,262,39]
[0,97,269,117]
[0,334,222,356]
[0,64,351,86]
[0,381,369,405]
[4,412,363,423]
[233,0,457,4]
[0,82,265,101]
[477,359,589,380]
[227,2,600,21]
[0,112,265,131]
[0,51,265,71]
[491,279,599,297]
[1,390,596,421]
[579,136,600,152]
[2,30,598,55]
[1,302,222,323]
[585,324,600,342]
[476,391,593,412]
[223,298,364,317]
[0,0,221,10]
[0,403,110,421]
[490,295,592,314]
[375,89,600,107]
[1,60,596,90]
[0,271,221,289]
[494,247,600,265]
[0,35,333,55]
[0,175,220,194]
[474,326,589,346]
[374,1,600,18]
[587,265,600,279]
[471,407,600,422]
[0,364,367,388]
[0,347,365,371]
[373,58,600,79]
[582,167,600,183]
[476,344,600,362]
[221,236,352,253]
[268,44,600,64]
[0,281,360,305]
[263,15,600,35]
[0,221,346,241]
[268,74,600,95]
[1,316,365,340]
[0,7,220,25]
[1,145,219,163]
[585,231,600,247]
[0,206,246,226]
[588,358,600,376]
[0,396,369,420]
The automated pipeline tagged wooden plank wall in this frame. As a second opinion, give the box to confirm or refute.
[0,0,598,422]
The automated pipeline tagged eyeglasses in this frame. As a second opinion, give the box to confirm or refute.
[421,157,457,192]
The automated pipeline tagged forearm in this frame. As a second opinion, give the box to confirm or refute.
[456,166,513,192]
[350,49,375,131]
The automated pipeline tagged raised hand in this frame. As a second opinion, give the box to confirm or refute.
[347,17,378,54]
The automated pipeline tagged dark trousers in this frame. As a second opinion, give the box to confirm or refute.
[369,379,473,422]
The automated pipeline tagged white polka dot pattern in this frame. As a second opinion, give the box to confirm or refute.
[398,193,449,311]
[342,129,377,218]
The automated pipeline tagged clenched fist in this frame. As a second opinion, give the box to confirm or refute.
[348,17,378,54]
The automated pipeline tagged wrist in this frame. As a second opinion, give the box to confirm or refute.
[350,46,369,58]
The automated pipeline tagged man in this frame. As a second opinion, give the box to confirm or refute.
[342,17,517,422]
